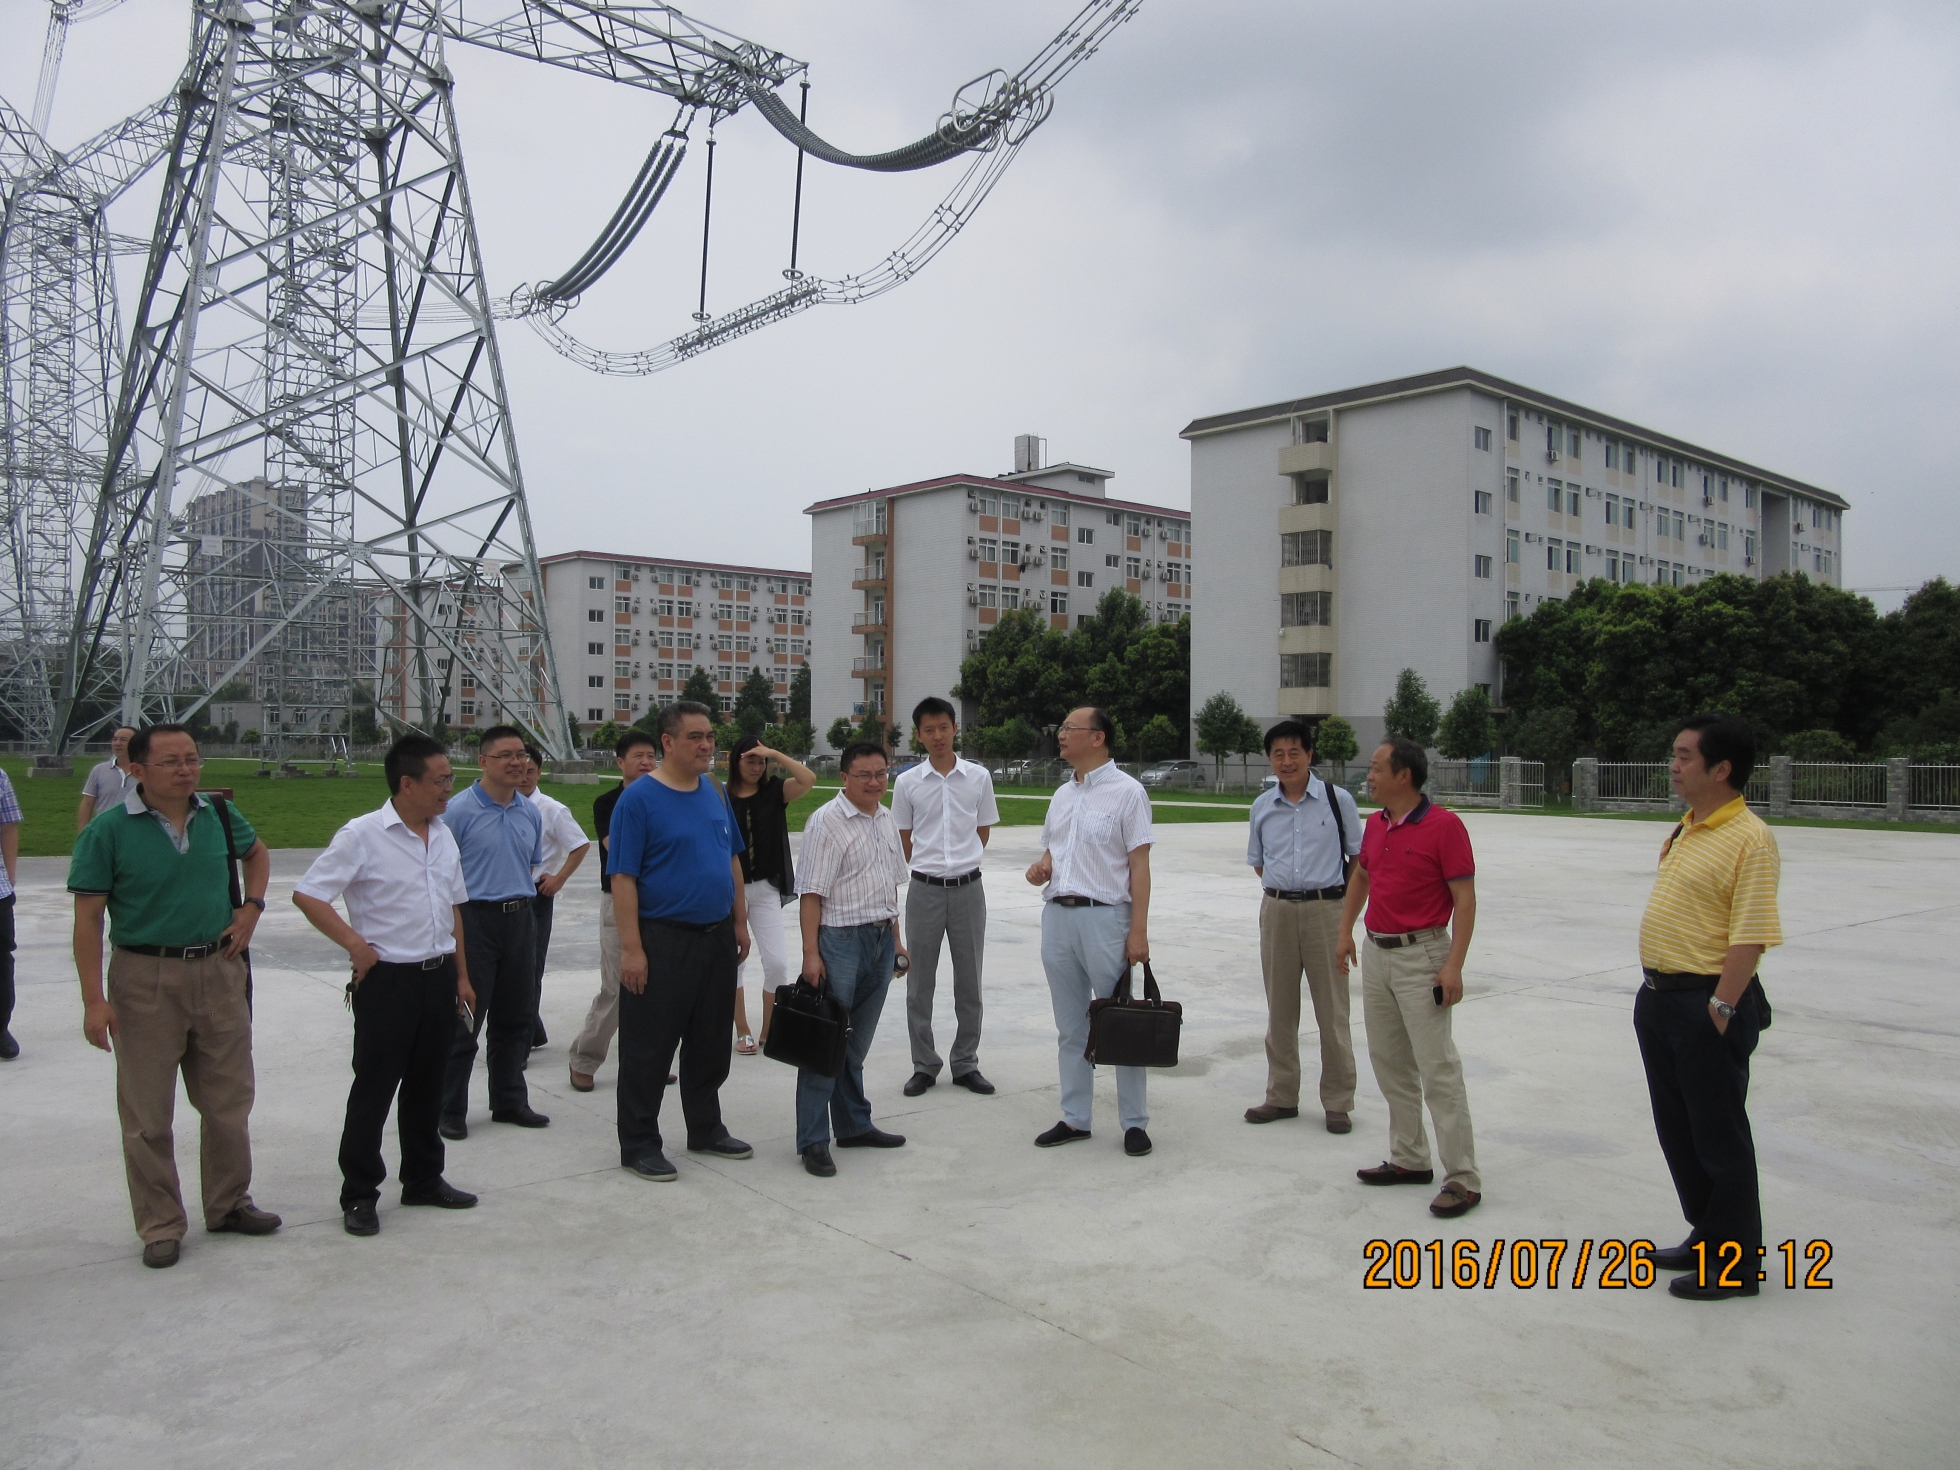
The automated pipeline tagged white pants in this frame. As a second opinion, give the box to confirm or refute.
[737,879,791,1006]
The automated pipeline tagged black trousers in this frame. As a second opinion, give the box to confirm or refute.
[0,893,14,1030]
[442,901,536,1123]
[340,957,457,1207]
[530,891,554,1043]
[616,914,737,1162]
[1634,981,1763,1262]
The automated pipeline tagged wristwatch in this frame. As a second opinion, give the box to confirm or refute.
[243,896,266,912]
[1709,997,1737,1020]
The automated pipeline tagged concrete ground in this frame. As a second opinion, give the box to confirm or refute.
[1,813,1954,1469]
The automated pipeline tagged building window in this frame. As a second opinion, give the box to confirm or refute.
[1052,548,1069,572]
[1474,426,1492,451]
[1280,591,1332,626]
[1547,480,1563,512]
[1473,619,1492,643]
[1077,571,1095,588]
[1716,522,1729,550]
[979,538,998,561]
[1605,442,1618,471]
[1125,556,1141,579]
[1105,554,1120,568]
[587,642,604,656]
[1605,494,1620,527]
[587,674,604,688]
[1507,410,1519,440]
[1567,429,1580,458]
[978,585,997,608]
[1077,527,1093,544]
[1280,652,1331,688]
[1474,554,1492,579]
[1295,478,1329,505]
[1054,506,1069,527]
[1001,586,1021,610]
[1506,469,1519,502]
[1566,545,1580,574]
[1474,491,1493,515]
[1126,515,1143,536]
[1280,530,1332,567]
[1106,511,1121,525]
[1050,591,1068,615]
[1001,541,1021,566]
[1506,529,1520,564]
[1506,592,1520,621]
[587,575,605,590]
[588,708,604,722]
[613,660,632,679]
[1546,539,1562,571]
[587,609,603,622]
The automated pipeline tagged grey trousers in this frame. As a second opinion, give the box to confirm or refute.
[569,894,622,1077]
[905,876,986,1077]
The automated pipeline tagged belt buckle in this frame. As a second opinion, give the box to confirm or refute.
[421,955,445,970]
[185,943,214,960]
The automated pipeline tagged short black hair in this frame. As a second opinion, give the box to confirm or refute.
[912,695,958,729]
[1264,719,1315,756]
[1077,707,1116,748]
[658,700,714,744]
[386,733,449,794]
[1380,737,1429,790]
[614,728,656,758]
[839,741,890,775]
[478,723,525,753]
[522,743,544,768]
[1678,712,1756,791]
[128,723,195,764]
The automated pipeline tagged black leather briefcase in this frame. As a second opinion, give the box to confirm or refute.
[764,979,851,1077]
[1085,962,1182,1068]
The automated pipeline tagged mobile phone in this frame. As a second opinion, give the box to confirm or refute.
[893,953,911,977]
[1432,984,1444,1006]
[459,999,475,1029]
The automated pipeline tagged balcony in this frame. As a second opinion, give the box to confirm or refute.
[852,655,887,676]
[852,610,888,632]
[851,564,888,589]
[851,506,888,544]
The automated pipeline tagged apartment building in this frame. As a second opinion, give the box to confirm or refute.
[806,437,1192,749]
[537,552,811,735]
[1183,367,1850,751]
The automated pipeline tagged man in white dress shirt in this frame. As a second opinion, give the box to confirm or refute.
[1024,707,1156,1157]
[294,734,481,1238]
[518,746,591,1052]
[890,696,1000,1098]
[793,741,912,1177]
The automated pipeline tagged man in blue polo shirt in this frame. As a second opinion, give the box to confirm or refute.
[439,725,547,1138]
[608,700,753,1182]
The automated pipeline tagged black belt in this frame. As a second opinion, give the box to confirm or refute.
[642,913,732,935]
[912,870,981,888]
[1643,968,1720,991]
[118,941,225,960]
[466,898,529,913]
[374,955,453,972]
[1367,927,1448,950]
[1050,895,1115,908]
[1264,884,1346,902]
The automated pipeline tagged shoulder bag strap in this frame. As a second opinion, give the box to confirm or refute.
[213,797,243,911]
[1660,819,1686,860]
[1326,777,1353,877]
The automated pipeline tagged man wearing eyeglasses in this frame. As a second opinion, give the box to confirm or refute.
[67,723,279,1269]
[438,725,548,1139]
[792,740,912,1177]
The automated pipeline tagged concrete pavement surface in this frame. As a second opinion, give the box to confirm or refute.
[1,813,1953,1468]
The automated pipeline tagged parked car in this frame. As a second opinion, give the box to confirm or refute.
[1140,759,1208,791]
[1000,759,1039,782]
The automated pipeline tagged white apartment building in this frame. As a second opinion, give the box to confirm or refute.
[537,552,811,736]
[807,437,1193,748]
[1184,367,1850,751]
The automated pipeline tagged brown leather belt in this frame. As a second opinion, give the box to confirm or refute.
[1367,926,1448,950]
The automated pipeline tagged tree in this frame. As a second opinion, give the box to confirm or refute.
[1194,691,1252,776]
[1505,705,1580,775]
[590,719,622,753]
[1137,714,1181,763]
[679,666,719,709]
[1315,716,1358,765]
[1383,668,1442,748]
[713,721,743,750]
[774,719,815,758]
[734,666,777,739]
[1782,728,1855,761]
[826,716,855,751]
[977,716,1040,760]
[788,662,812,725]
[1437,686,1495,760]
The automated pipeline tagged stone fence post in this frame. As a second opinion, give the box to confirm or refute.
[1769,754,1793,817]
[1500,756,1522,810]
[1886,757,1911,822]
[1572,757,1599,813]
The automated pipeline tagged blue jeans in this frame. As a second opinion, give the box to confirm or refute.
[795,923,894,1152]
[1041,901,1148,1133]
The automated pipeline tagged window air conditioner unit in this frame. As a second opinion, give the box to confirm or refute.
[1546,449,1560,463]
[968,546,979,559]
[967,593,979,606]
[1525,532,1543,544]
[967,499,978,512]
[1585,545,1600,555]
[1158,527,1169,538]
[1745,555,1755,565]
[1585,486,1600,497]
[1697,534,1710,546]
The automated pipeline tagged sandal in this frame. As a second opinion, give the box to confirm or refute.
[735,1034,758,1056]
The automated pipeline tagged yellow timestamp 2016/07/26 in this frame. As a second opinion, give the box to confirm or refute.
[1360,1238,1834,1291]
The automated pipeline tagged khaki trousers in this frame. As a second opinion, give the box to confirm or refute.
[105,948,258,1243]
[1259,894,1356,1111]
[569,894,622,1076]
[1361,930,1481,1192]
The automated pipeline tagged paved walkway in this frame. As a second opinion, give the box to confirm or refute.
[1,815,1952,1467]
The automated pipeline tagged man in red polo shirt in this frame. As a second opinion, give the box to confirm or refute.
[1334,737,1483,1218]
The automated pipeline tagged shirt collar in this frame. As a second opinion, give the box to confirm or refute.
[470,780,518,810]
[1380,794,1432,828]
[1273,774,1324,808]
[124,787,210,818]
[835,792,883,820]
[1073,759,1116,788]
[1684,794,1748,832]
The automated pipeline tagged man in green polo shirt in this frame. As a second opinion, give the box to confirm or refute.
[69,722,280,1269]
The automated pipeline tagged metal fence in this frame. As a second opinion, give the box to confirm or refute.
[1598,762,1671,802]
[1909,766,1960,811]
[1788,762,1887,807]
[1428,759,1500,802]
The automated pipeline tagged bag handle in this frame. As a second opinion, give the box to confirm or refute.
[1113,962,1163,1006]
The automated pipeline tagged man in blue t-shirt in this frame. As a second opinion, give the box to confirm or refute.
[607,700,754,1181]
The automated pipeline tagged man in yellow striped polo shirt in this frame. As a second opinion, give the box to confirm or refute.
[1635,712,1781,1301]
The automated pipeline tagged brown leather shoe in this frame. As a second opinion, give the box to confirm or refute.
[1244,1104,1299,1124]
[142,1239,180,1268]
[1325,1111,1353,1134]
[569,1068,595,1093]
[210,1203,282,1235]
[1429,1182,1482,1218]
[1356,1161,1434,1185]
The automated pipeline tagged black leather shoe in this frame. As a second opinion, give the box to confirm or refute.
[801,1144,836,1177]
[142,1239,181,1268]
[1124,1127,1153,1156]
[343,1202,380,1237]
[624,1152,678,1182]
[490,1106,550,1128]
[1642,1238,1697,1272]
[402,1179,478,1209]
[1035,1121,1091,1147]
[952,1070,996,1095]
[836,1127,906,1149]
[903,1071,935,1097]
[688,1135,754,1159]
[1356,1161,1433,1185]
[1669,1274,1759,1301]
[209,1203,282,1235]
[438,1118,468,1141]
[0,1028,18,1060]
[531,1027,548,1049]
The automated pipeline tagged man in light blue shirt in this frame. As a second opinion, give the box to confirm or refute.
[1244,720,1362,1133]
[439,725,547,1138]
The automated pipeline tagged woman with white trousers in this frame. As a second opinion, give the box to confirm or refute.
[726,737,815,1053]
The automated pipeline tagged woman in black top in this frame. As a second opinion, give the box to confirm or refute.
[727,735,817,1052]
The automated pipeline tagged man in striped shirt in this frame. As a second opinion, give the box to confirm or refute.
[793,741,912,1177]
[1635,712,1782,1301]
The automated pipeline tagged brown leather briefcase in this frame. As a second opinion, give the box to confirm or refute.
[1085,962,1182,1068]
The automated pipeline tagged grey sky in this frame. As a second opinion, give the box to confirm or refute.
[6,1,1955,600]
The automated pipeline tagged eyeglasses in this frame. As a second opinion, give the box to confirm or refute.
[1057,724,1093,734]
[143,756,202,771]
[485,748,528,761]
[847,769,890,782]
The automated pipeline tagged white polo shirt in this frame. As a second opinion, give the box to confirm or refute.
[890,757,1000,878]
[1041,759,1153,906]
[295,799,470,964]
[525,787,591,881]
